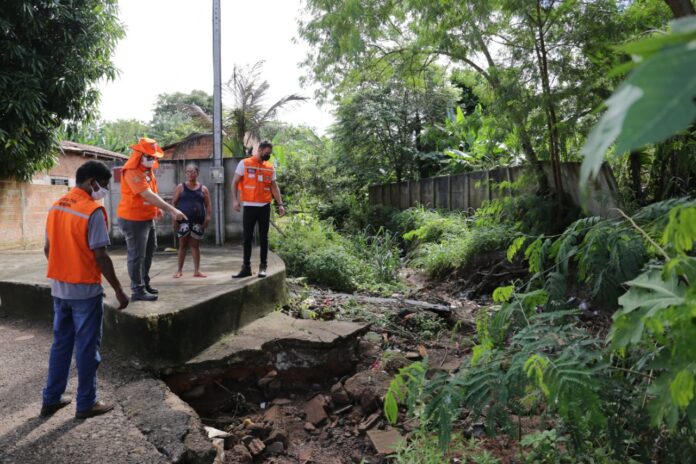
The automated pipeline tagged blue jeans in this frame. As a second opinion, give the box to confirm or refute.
[42,294,103,412]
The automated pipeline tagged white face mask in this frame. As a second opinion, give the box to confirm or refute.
[91,181,108,201]
[141,157,155,168]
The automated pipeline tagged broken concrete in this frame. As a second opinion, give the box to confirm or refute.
[164,312,370,401]
[303,395,328,426]
[367,429,404,455]
[0,318,209,464]
[0,247,287,368]
[116,378,216,463]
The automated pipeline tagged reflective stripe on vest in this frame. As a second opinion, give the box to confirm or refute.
[239,157,274,204]
[117,165,159,221]
[46,188,106,284]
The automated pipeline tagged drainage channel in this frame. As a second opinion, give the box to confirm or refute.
[162,324,392,463]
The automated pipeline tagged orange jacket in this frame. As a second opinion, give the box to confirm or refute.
[117,152,160,221]
[46,188,107,284]
[238,157,274,204]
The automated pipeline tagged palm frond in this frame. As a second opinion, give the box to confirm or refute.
[258,94,309,125]
[177,103,213,128]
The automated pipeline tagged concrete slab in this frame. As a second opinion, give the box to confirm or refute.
[0,246,287,368]
[186,311,370,367]
[164,312,370,398]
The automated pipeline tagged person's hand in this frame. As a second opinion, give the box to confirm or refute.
[203,217,210,229]
[278,205,286,217]
[171,207,187,222]
[155,208,164,220]
[233,200,241,212]
[115,288,129,310]
[172,220,178,231]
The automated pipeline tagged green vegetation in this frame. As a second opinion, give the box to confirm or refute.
[0,0,124,180]
[377,12,696,463]
[270,215,401,293]
[6,0,696,462]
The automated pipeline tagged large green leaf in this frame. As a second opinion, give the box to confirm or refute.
[614,43,696,155]
[580,16,696,187]
[580,85,643,184]
[616,269,686,316]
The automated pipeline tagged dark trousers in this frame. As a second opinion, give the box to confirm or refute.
[242,204,270,267]
[118,218,156,291]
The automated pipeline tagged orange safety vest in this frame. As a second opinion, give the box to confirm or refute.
[239,157,274,204]
[117,152,160,221]
[46,188,107,284]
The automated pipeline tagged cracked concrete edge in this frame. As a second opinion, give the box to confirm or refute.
[184,322,372,370]
[116,378,216,464]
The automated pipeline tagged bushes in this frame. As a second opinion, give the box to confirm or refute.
[270,215,401,293]
[410,224,515,277]
[302,245,364,292]
[509,198,695,310]
[387,197,537,278]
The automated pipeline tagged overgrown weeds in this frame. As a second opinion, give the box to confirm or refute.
[270,214,402,293]
[383,197,696,463]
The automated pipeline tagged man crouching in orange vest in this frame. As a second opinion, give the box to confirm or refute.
[42,160,128,419]
[232,141,285,278]
[117,137,186,301]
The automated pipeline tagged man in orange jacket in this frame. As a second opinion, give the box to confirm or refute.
[42,160,129,419]
[118,137,186,301]
[232,141,285,278]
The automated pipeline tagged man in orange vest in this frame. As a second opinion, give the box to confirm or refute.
[42,160,129,419]
[232,141,285,278]
[118,137,186,301]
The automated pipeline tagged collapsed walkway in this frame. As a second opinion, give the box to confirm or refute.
[0,247,287,368]
[0,247,370,463]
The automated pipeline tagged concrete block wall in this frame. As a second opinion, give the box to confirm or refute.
[368,162,621,218]
[0,180,70,249]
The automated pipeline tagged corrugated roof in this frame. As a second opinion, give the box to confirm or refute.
[161,132,212,151]
[60,141,129,160]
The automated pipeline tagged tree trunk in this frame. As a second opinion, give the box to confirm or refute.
[629,151,643,203]
[533,1,563,196]
[515,114,551,194]
[664,0,696,18]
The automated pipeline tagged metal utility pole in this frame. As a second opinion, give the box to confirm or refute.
[211,0,225,245]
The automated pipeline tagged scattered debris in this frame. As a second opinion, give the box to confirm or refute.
[247,438,266,456]
[367,429,404,455]
[179,280,486,463]
[358,412,381,434]
[232,444,252,463]
[211,438,225,464]
[204,426,230,439]
[303,394,328,426]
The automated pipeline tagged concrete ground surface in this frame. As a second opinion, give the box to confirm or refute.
[0,317,215,464]
[0,246,287,367]
[0,246,371,463]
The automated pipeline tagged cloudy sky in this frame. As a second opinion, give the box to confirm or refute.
[97,0,334,133]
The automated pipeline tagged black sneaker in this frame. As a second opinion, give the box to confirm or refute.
[144,284,158,294]
[131,290,158,301]
[258,264,267,278]
[232,266,252,278]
